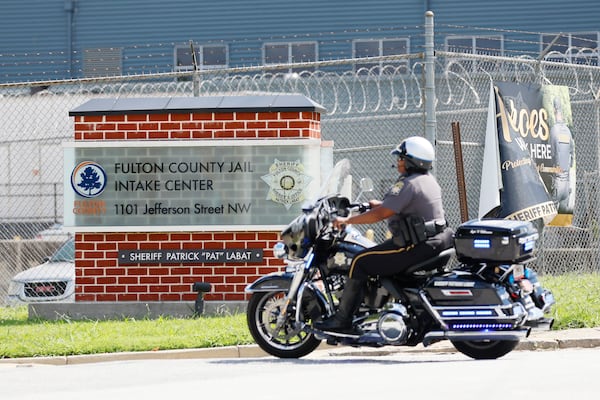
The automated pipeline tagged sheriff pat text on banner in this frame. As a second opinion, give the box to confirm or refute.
[479,81,576,227]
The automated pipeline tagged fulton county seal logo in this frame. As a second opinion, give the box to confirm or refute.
[261,159,312,209]
[71,161,107,198]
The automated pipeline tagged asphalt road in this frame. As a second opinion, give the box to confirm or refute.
[1,347,599,400]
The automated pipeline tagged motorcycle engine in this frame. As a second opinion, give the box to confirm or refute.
[377,304,410,344]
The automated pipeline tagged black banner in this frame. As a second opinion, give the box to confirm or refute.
[480,81,578,226]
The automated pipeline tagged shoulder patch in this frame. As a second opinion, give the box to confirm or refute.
[390,180,404,195]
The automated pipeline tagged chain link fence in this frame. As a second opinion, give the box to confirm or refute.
[1,49,600,304]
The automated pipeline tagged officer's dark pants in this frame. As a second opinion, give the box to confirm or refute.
[349,227,454,282]
[315,227,453,332]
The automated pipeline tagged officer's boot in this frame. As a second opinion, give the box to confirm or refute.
[314,278,363,333]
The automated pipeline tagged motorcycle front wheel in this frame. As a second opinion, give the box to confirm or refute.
[247,290,323,358]
[451,340,519,359]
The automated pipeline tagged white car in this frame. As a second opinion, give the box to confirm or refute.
[7,238,75,304]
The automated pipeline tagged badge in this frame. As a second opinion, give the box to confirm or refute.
[333,252,348,265]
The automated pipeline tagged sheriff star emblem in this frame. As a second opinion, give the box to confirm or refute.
[333,252,348,265]
[261,159,312,210]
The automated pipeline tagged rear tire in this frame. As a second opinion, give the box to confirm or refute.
[451,340,519,359]
[247,290,323,359]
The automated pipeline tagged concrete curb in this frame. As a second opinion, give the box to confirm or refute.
[2,328,599,366]
[516,327,600,351]
[0,344,270,366]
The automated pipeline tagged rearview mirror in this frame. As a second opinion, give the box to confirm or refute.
[355,177,374,201]
[360,178,374,193]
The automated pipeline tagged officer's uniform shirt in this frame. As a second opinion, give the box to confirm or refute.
[381,172,445,234]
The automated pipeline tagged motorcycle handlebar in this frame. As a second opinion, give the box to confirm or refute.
[329,202,370,233]
[347,202,371,214]
[322,198,371,233]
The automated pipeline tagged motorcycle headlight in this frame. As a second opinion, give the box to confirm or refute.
[273,242,287,259]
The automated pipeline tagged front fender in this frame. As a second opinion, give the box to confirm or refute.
[245,272,294,293]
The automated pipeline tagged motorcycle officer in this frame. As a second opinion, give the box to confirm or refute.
[314,136,454,334]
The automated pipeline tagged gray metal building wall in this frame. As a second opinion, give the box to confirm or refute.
[2,0,599,82]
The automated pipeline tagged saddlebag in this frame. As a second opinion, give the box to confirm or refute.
[454,219,538,263]
[424,274,508,306]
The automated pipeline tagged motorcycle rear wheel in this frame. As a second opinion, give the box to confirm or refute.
[247,290,323,359]
[451,340,519,359]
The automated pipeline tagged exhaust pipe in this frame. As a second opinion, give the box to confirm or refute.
[422,328,531,347]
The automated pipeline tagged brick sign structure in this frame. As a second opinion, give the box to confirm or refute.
[64,94,326,313]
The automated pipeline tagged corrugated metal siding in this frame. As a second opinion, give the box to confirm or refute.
[431,0,599,32]
[0,0,598,82]
[430,0,599,55]
[73,0,423,42]
[1,0,69,81]
[69,0,427,77]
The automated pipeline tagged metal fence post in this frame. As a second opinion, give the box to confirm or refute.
[190,40,200,97]
[424,10,436,171]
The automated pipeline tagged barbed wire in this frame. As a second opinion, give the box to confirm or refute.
[0,53,599,277]
[1,53,598,120]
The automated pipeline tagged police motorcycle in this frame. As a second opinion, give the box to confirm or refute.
[245,159,555,359]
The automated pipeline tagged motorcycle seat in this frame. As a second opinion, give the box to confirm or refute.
[404,248,455,275]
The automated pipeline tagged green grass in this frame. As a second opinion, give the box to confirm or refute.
[1,273,599,359]
[540,273,600,329]
[0,310,254,359]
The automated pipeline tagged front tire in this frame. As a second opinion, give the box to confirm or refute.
[247,290,323,358]
[451,340,519,359]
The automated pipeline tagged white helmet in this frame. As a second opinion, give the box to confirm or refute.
[391,136,435,171]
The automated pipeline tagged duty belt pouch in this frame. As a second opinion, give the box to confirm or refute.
[425,219,446,236]
[397,220,411,247]
[389,219,408,247]
[408,216,427,244]
[390,216,427,247]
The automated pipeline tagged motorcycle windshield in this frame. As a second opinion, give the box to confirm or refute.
[311,158,352,205]
[282,158,352,258]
